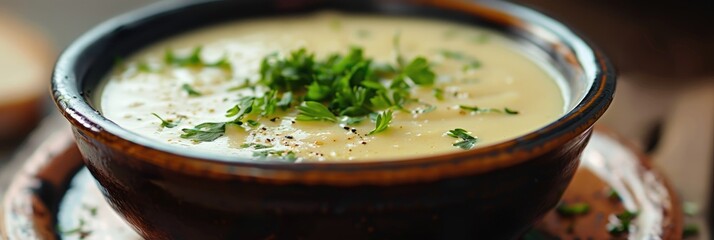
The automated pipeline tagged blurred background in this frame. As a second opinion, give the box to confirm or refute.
[0,0,712,238]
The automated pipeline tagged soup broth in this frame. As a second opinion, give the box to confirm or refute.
[97,13,565,162]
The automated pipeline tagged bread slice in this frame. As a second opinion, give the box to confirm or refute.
[0,11,54,141]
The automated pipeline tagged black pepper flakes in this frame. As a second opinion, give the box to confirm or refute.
[285,135,294,139]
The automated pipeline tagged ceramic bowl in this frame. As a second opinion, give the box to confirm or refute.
[51,0,615,239]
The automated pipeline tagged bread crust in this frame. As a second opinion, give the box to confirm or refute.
[0,11,54,141]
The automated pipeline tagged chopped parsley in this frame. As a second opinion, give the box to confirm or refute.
[556,202,590,216]
[253,149,298,162]
[607,210,638,235]
[137,61,155,73]
[404,57,436,85]
[433,88,444,100]
[369,110,393,135]
[245,119,260,127]
[608,188,621,201]
[439,49,482,71]
[225,97,255,118]
[59,218,91,239]
[165,46,231,70]
[683,201,699,216]
[341,116,365,125]
[460,105,519,115]
[260,46,434,123]
[446,128,478,150]
[683,223,699,237]
[151,113,179,128]
[504,107,519,115]
[181,83,202,97]
[180,122,227,142]
[297,101,338,122]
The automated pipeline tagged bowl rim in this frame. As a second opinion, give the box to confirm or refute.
[51,0,616,185]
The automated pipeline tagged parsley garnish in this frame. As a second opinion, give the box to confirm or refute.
[180,122,227,142]
[404,57,436,85]
[181,83,202,96]
[556,202,590,216]
[446,128,478,150]
[369,110,393,135]
[504,107,519,115]
[460,105,519,115]
[151,113,179,128]
[277,91,293,110]
[226,97,255,119]
[137,61,155,73]
[296,101,338,122]
[59,218,91,239]
[246,120,260,127]
[684,224,699,237]
[439,49,481,71]
[341,116,365,125]
[165,46,231,70]
[177,45,439,143]
[608,188,621,201]
[433,88,444,101]
[607,210,638,235]
[252,149,298,162]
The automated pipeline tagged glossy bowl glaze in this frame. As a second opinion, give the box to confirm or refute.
[51,0,616,239]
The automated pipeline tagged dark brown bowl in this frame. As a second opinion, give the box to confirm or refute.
[51,0,616,239]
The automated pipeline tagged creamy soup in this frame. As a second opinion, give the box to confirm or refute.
[97,13,566,162]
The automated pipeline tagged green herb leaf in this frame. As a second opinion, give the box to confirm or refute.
[284,151,298,162]
[165,47,202,66]
[137,61,155,73]
[369,110,393,135]
[439,49,482,71]
[504,107,519,115]
[433,88,444,101]
[277,91,293,110]
[181,83,202,96]
[607,210,638,235]
[203,55,232,70]
[683,223,699,237]
[226,97,255,119]
[460,105,519,115]
[446,128,478,150]
[556,202,590,216]
[683,201,699,217]
[404,57,435,85]
[296,101,338,122]
[180,122,226,142]
[252,149,298,162]
[261,90,278,116]
[341,116,365,125]
[608,188,621,201]
[246,119,260,127]
[151,113,179,128]
[227,79,253,91]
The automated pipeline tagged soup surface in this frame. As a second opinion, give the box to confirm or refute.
[97,13,565,162]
